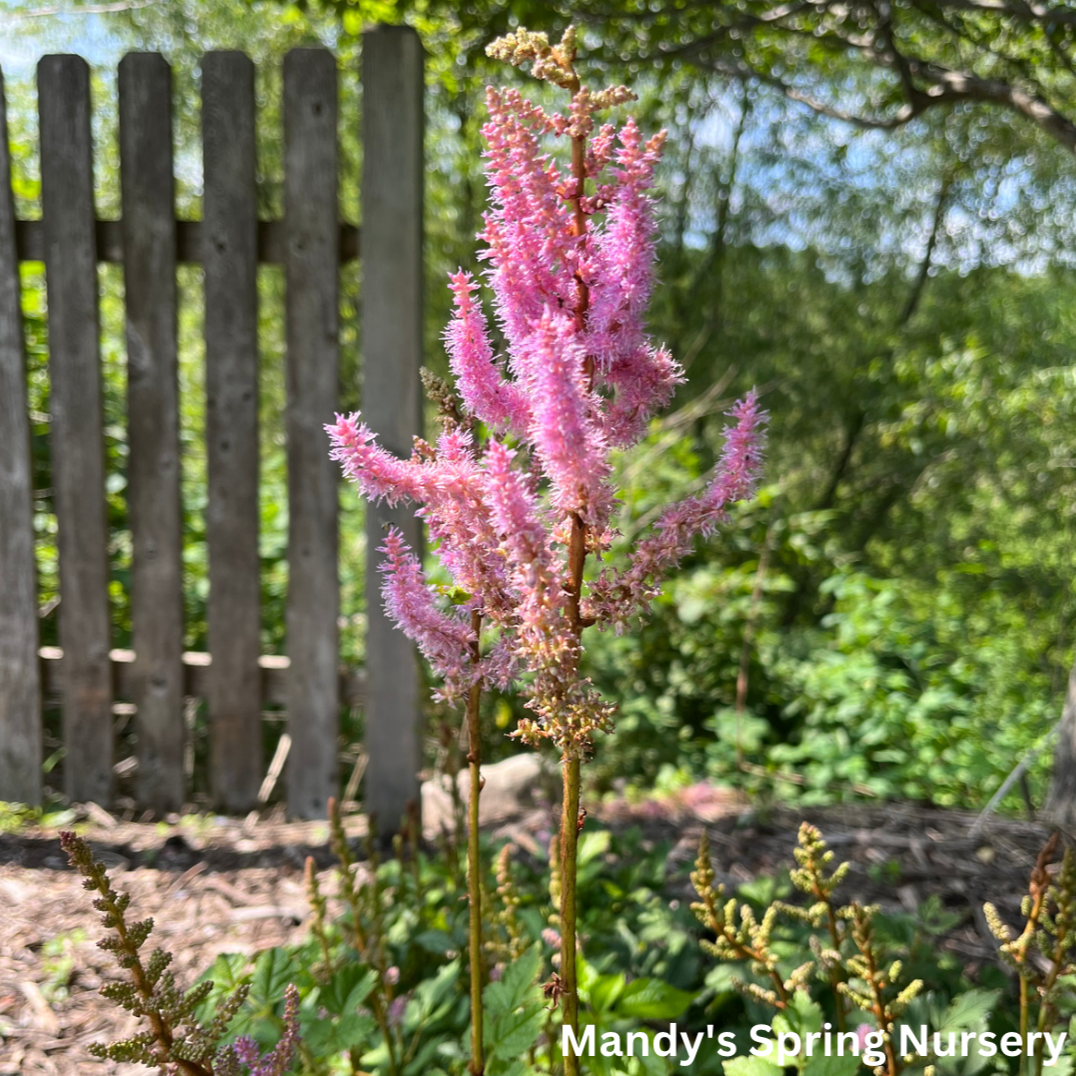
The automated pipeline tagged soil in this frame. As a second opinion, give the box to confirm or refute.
[0,790,1054,1075]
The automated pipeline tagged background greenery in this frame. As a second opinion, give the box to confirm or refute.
[1,0,1073,812]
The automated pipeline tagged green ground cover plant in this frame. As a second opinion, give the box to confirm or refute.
[56,818,1076,1075]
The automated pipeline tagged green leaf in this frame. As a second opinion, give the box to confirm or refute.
[485,944,542,1018]
[724,1055,784,1076]
[191,952,250,1024]
[415,959,461,1019]
[773,992,824,1037]
[196,951,248,992]
[249,947,296,1011]
[939,989,999,1031]
[499,944,542,1011]
[589,972,627,1015]
[614,978,694,1021]
[486,1004,546,1059]
[803,1050,863,1076]
[578,829,612,867]
[302,1010,377,1056]
[414,929,459,955]
[320,963,377,1016]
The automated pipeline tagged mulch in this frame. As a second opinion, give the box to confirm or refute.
[0,793,1054,1074]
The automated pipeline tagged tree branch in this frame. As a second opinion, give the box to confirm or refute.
[0,0,158,21]
[900,170,953,326]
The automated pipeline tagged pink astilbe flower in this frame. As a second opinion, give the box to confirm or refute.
[379,529,474,701]
[587,391,767,632]
[328,39,766,754]
[526,309,612,522]
[326,415,426,505]
[444,271,529,433]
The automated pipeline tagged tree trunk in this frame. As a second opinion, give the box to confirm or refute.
[1046,655,1076,829]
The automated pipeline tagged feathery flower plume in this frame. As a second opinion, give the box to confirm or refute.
[329,29,766,1071]
[328,53,765,743]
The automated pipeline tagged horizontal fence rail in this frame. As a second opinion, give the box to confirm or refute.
[37,648,366,710]
[0,32,424,821]
[13,218,360,264]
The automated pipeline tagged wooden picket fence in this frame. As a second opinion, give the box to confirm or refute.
[0,29,426,822]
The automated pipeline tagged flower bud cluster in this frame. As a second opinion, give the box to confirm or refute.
[60,831,286,1076]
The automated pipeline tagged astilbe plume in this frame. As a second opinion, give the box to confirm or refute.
[328,27,766,758]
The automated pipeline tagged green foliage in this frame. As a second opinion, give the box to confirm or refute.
[692,824,1076,1076]
[53,815,1076,1076]
[586,268,1076,806]
[482,944,545,1076]
[39,928,89,1004]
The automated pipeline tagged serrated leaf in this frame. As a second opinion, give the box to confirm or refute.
[613,977,694,1020]
[302,1010,376,1056]
[773,992,823,1037]
[485,944,541,1018]
[321,963,377,1016]
[249,947,296,1011]
[499,943,542,1011]
[939,989,999,1031]
[724,1054,785,1076]
[486,1004,545,1059]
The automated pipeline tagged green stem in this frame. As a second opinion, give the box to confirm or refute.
[560,753,582,1076]
[821,898,847,1032]
[467,612,485,1076]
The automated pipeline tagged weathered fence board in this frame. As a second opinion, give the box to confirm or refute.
[202,51,263,811]
[0,38,424,820]
[362,27,425,832]
[119,53,185,813]
[38,55,113,805]
[0,70,43,805]
[283,48,340,820]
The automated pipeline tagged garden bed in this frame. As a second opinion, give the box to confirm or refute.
[0,793,1051,1075]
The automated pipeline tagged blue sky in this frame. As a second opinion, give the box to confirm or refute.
[0,4,126,76]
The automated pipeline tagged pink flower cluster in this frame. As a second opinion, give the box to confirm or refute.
[328,74,765,753]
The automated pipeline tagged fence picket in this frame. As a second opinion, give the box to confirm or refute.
[0,70,43,805]
[119,53,185,813]
[283,48,340,819]
[38,55,113,805]
[202,51,262,811]
[361,27,425,833]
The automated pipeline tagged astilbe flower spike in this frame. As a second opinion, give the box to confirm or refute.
[328,25,766,1074]
[59,831,295,1076]
[327,37,766,757]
